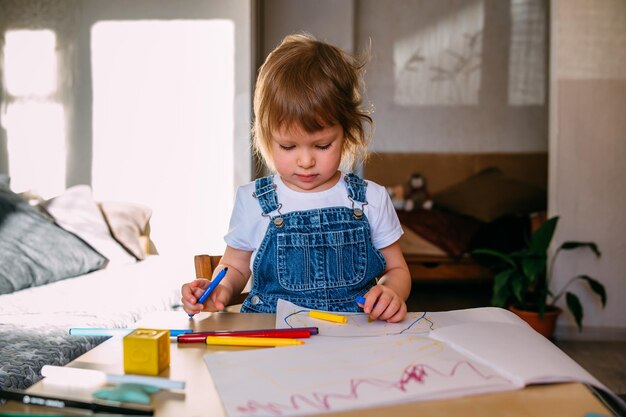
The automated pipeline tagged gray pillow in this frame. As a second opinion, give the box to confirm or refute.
[0,179,107,295]
[0,174,9,189]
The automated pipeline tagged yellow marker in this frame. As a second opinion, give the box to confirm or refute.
[308,310,348,324]
[205,336,304,347]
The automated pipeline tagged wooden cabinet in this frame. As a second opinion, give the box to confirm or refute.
[404,253,492,283]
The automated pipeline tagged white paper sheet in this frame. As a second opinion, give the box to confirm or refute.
[203,301,623,417]
[275,299,528,336]
[430,322,606,388]
[204,334,518,417]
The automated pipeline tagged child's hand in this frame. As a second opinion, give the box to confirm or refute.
[358,285,407,323]
[181,279,232,315]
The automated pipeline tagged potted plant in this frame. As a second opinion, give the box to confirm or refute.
[472,216,606,338]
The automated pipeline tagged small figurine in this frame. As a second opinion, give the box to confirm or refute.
[403,173,433,211]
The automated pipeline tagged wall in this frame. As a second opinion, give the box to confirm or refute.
[356,0,548,153]
[550,0,626,340]
[262,0,355,55]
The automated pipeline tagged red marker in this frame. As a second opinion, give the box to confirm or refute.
[178,328,313,343]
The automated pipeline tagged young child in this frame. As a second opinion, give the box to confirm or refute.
[181,33,411,322]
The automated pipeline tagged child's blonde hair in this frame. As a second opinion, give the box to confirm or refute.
[253,33,372,172]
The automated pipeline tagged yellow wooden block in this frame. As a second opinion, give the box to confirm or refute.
[123,328,170,376]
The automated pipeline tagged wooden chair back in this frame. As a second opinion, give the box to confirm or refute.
[194,254,248,306]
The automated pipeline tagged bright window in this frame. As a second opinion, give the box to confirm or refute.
[2,30,66,198]
[91,20,235,257]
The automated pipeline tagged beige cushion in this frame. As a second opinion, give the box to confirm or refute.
[43,185,137,265]
[99,201,156,260]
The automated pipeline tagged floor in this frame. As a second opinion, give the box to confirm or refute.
[406,280,626,400]
[556,340,626,397]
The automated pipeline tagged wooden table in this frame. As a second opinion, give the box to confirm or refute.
[2,311,615,417]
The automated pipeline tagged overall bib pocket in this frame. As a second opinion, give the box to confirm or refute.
[276,227,367,291]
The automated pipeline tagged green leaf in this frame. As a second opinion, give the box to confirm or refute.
[530,216,559,253]
[559,241,601,258]
[511,248,533,258]
[577,275,607,307]
[491,270,513,307]
[511,272,525,305]
[521,254,546,283]
[566,292,584,331]
[472,249,516,268]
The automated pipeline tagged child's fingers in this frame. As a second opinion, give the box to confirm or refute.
[199,286,231,312]
[180,280,210,313]
[369,293,392,320]
[378,298,402,321]
[192,282,207,301]
[385,303,407,323]
[362,286,383,314]
[192,285,209,300]
[186,303,204,315]
[181,294,204,315]
[363,285,408,322]
[180,284,194,311]
[373,293,392,314]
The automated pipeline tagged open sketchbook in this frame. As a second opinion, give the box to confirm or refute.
[204,300,623,417]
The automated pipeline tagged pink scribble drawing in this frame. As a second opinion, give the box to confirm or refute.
[235,360,511,416]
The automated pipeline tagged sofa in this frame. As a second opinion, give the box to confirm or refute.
[0,175,190,390]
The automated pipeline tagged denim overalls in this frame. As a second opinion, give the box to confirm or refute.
[240,173,386,313]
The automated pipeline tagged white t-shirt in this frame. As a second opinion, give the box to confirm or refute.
[224,173,404,268]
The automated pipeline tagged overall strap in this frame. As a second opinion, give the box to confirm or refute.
[344,173,368,220]
[253,176,281,215]
[344,173,368,203]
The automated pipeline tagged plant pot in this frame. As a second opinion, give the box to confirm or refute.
[509,305,562,339]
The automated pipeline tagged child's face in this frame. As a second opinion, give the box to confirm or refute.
[270,123,344,192]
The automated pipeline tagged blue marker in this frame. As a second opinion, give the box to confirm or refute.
[357,296,378,311]
[189,267,228,318]
[69,328,192,337]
